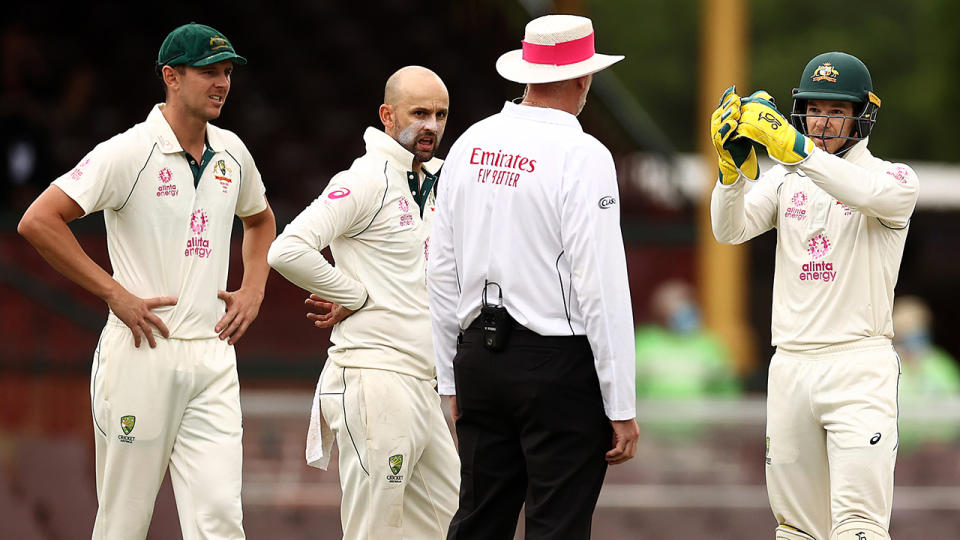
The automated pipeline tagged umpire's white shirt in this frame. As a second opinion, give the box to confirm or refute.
[52,104,267,339]
[428,102,636,421]
[268,128,441,380]
[711,139,919,350]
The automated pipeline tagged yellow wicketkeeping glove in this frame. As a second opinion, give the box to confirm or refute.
[710,86,759,185]
[735,91,814,165]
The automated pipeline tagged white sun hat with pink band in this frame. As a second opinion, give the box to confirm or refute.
[496,14,624,84]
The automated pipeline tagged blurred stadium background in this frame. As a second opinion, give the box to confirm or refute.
[3,0,960,538]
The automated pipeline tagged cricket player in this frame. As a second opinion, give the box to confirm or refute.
[267,66,459,538]
[17,23,275,539]
[710,52,918,540]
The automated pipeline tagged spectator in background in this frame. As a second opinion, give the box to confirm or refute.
[0,21,94,213]
[893,295,960,450]
[635,280,740,400]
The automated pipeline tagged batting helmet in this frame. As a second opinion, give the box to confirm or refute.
[790,52,881,153]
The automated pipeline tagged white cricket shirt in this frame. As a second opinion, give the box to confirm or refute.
[52,104,267,339]
[427,102,636,421]
[268,128,441,381]
[711,139,919,350]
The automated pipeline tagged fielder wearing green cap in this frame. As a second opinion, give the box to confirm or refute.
[18,22,274,539]
[709,52,919,540]
[157,22,247,71]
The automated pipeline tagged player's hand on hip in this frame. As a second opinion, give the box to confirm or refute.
[304,294,354,328]
[107,287,177,348]
[216,288,264,345]
[606,418,640,465]
[734,91,814,165]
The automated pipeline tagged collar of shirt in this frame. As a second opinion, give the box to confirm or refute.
[147,104,221,186]
[364,127,443,215]
[500,101,584,131]
[147,104,227,154]
[362,127,443,176]
[842,137,871,163]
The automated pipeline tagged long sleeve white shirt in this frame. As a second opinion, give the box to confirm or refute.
[711,139,919,350]
[427,102,636,421]
[268,128,441,380]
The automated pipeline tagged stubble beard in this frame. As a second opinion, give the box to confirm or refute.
[396,123,438,163]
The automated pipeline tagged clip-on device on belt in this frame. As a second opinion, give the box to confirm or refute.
[480,281,511,352]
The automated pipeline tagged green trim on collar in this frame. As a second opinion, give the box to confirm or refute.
[185,139,216,187]
[406,169,439,218]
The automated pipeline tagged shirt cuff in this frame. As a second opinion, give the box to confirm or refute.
[605,407,637,421]
[437,381,456,396]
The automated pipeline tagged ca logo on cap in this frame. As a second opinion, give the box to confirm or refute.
[209,36,229,50]
[812,62,839,83]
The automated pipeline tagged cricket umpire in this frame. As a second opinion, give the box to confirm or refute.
[427,14,640,539]
[17,23,275,538]
[710,52,918,539]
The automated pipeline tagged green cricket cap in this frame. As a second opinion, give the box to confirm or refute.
[157,23,247,70]
[793,51,876,105]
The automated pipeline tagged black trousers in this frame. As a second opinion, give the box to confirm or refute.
[447,326,612,540]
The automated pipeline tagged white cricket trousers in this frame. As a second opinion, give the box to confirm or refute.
[90,320,244,540]
[319,362,460,539]
[765,336,899,540]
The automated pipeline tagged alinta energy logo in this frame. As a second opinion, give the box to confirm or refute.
[799,233,836,282]
[886,166,911,184]
[185,209,213,258]
[784,191,807,221]
[157,167,178,198]
[399,196,414,227]
[70,158,91,180]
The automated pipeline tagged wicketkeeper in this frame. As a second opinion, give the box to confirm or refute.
[710,52,918,540]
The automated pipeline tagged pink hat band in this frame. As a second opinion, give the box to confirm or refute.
[521,32,595,66]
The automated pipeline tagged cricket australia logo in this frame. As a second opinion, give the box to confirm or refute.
[812,62,839,83]
[118,415,136,443]
[214,160,233,193]
[387,454,404,483]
